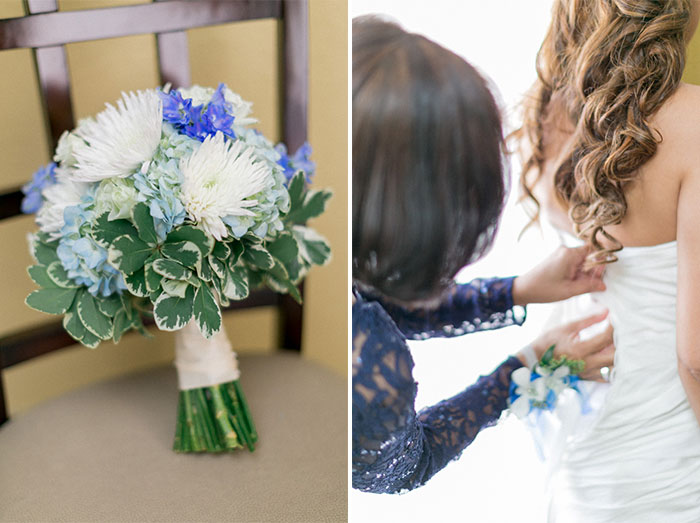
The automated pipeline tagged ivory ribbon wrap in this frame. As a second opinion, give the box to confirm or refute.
[174,321,240,390]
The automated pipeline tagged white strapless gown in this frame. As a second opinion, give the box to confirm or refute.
[537,240,700,522]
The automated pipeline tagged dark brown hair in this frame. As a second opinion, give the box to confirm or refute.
[352,16,507,302]
[516,0,691,264]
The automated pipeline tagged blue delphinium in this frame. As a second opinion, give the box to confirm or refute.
[275,142,316,184]
[56,203,126,297]
[22,162,57,214]
[158,83,235,142]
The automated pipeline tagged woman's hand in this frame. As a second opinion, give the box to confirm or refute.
[512,245,606,306]
[517,310,615,381]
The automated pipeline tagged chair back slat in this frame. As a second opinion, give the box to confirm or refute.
[157,32,192,89]
[28,0,75,150]
[283,0,308,151]
[278,0,309,351]
[0,1,282,50]
[0,372,6,426]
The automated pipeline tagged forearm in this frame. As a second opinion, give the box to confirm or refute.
[374,278,526,340]
[679,361,700,427]
[406,356,523,489]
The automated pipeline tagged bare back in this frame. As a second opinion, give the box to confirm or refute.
[533,82,700,248]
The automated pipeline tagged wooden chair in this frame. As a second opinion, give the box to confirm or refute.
[0,2,346,520]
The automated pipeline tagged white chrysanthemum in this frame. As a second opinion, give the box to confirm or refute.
[69,90,162,182]
[180,132,273,240]
[36,171,90,239]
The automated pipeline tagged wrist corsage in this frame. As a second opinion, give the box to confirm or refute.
[508,345,585,419]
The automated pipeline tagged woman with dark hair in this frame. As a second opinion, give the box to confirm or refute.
[514,0,700,520]
[352,16,614,495]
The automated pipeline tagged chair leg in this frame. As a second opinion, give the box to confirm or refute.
[0,370,8,426]
[280,284,303,351]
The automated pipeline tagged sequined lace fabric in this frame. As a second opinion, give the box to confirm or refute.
[352,277,526,493]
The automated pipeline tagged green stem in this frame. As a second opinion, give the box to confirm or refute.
[172,380,257,453]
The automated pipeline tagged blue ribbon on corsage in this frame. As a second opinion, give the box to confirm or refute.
[508,345,590,419]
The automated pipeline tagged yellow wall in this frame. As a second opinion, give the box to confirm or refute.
[685,21,700,85]
[1,0,347,415]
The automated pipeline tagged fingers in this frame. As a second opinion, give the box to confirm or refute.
[581,364,614,382]
[568,310,610,335]
[572,274,607,294]
[581,343,615,371]
[577,322,614,356]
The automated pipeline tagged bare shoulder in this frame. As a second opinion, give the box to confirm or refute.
[654,83,700,150]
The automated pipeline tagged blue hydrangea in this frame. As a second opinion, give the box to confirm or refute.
[56,202,126,297]
[275,142,315,184]
[133,126,193,239]
[22,162,57,214]
[158,83,235,142]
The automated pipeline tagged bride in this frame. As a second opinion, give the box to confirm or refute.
[515,0,700,521]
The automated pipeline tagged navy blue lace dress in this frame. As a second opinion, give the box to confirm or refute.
[352,277,526,494]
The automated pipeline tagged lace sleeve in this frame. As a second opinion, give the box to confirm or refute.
[352,298,524,494]
[370,277,526,340]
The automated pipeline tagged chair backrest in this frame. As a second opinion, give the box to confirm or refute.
[0,0,309,426]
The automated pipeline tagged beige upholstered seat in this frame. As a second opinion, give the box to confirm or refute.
[0,353,347,522]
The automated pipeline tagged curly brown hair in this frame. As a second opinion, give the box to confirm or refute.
[517,0,692,264]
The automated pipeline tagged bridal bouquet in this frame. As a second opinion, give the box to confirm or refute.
[22,84,331,453]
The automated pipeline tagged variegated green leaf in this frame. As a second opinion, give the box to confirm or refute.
[153,285,195,331]
[63,307,100,348]
[97,294,122,317]
[293,225,332,266]
[161,241,201,271]
[265,261,302,303]
[76,291,113,340]
[285,186,332,225]
[92,213,138,246]
[47,261,79,288]
[30,237,59,266]
[108,234,153,274]
[26,288,77,315]
[209,255,226,279]
[223,268,249,300]
[112,310,130,343]
[152,258,191,280]
[242,244,274,270]
[132,202,159,246]
[125,268,148,297]
[193,284,221,338]
[165,225,213,257]
[212,241,230,260]
[144,261,162,293]
[27,265,57,288]
[162,279,189,298]
[228,241,244,265]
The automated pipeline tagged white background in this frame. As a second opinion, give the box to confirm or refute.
[350,1,561,521]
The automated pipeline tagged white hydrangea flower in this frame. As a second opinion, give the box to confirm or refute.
[53,122,90,168]
[178,85,215,105]
[222,86,256,127]
[178,84,257,128]
[69,90,162,182]
[93,178,140,220]
[35,172,90,240]
[180,132,274,241]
